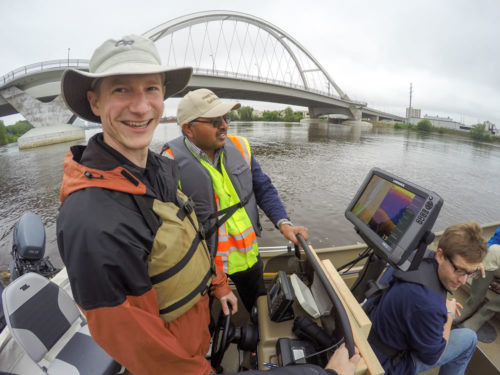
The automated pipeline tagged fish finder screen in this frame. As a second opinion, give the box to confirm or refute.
[351,174,426,250]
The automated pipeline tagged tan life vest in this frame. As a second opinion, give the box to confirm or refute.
[134,190,215,323]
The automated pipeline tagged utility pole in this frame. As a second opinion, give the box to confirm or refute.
[67,48,70,66]
[407,83,413,124]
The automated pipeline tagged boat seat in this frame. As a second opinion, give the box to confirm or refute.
[1,272,121,375]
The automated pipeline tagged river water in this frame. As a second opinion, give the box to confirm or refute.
[1,121,499,273]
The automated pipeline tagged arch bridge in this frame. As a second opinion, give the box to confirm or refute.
[0,10,403,130]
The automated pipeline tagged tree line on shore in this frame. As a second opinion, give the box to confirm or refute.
[229,106,304,122]
[0,120,33,146]
[394,119,498,142]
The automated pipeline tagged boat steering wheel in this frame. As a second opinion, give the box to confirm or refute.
[210,306,232,373]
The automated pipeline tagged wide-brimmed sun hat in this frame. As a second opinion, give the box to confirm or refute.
[177,88,240,125]
[61,34,193,123]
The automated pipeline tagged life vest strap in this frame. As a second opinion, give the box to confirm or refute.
[132,195,160,242]
[203,190,253,256]
[150,232,203,284]
[159,269,213,315]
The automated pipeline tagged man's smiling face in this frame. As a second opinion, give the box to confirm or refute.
[87,73,165,165]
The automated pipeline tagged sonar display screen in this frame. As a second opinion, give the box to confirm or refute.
[351,175,426,250]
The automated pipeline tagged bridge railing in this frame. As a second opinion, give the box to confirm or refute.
[193,67,354,102]
[1,59,90,87]
[1,60,368,107]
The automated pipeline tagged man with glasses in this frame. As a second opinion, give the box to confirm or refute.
[162,88,308,313]
[368,222,487,375]
[455,225,500,340]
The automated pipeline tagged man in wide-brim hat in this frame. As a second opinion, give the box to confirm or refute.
[57,34,237,375]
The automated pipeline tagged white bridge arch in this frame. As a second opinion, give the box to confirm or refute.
[143,10,350,101]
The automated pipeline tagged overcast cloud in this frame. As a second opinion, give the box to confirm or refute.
[1,0,499,125]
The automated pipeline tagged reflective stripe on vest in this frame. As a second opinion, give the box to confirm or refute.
[141,191,214,323]
[200,138,258,274]
[227,134,251,169]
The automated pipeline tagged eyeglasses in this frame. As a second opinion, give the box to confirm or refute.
[445,255,480,278]
[191,115,231,128]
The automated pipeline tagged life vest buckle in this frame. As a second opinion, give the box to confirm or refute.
[176,197,196,220]
[184,198,195,214]
[199,225,206,240]
[201,285,209,296]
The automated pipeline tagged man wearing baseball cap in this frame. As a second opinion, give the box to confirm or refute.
[162,88,308,313]
[57,35,237,375]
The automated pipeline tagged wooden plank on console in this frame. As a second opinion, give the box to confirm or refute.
[321,259,383,375]
[321,259,372,338]
[307,247,384,375]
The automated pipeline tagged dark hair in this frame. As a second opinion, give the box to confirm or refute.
[438,221,487,263]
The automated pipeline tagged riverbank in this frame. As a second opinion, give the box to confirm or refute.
[371,120,500,143]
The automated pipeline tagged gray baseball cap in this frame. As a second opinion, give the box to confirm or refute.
[61,34,192,123]
[177,88,240,125]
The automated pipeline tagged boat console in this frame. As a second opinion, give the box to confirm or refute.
[213,168,444,374]
[253,233,383,373]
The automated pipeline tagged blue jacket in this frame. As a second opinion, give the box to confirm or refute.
[488,225,500,247]
[251,155,289,226]
[369,260,447,375]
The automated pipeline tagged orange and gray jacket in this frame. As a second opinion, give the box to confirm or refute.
[57,133,230,375]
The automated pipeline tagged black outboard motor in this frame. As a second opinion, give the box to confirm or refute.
[9,212,59,281]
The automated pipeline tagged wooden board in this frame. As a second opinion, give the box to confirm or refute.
[322,260,372,338]
[308,246,385,375]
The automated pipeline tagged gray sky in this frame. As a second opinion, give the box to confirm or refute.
[1,0,499,125]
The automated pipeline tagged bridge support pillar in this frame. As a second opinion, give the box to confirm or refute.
[0,86,84,149]
[349,106,362,121]
[308,107,323,119]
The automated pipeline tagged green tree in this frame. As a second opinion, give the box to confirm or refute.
[6,120,34,137]
[238,106,254,121]
[470,124,492,141]
[228,110,240,121]
[416,119,432,132]
[293,111,304,122]
[283,107,295,122]
[262,110,280,121]
[0,120,7,146]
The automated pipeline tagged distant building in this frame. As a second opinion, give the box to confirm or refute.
[252,109,263,118]
[484,121,497,135]
[406,107,421,118]
[422,115,464,130]
[298,110,309,118]
[406,107,421,124]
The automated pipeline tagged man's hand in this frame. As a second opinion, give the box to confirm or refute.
[280,224,308,246]
[326,343,360,375]
[219,291,238,316]
[479,263,486,278]
[446,298,463,318]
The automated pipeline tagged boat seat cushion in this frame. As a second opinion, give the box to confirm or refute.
[2,273,120,375]
[48,325,121,375]
[3,273,80,361]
